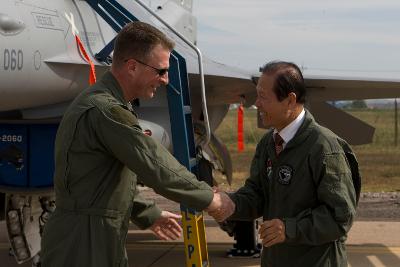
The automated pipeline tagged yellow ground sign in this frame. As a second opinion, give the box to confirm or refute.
[181,207,209,267]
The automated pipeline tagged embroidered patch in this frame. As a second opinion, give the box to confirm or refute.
[278,165,293,185]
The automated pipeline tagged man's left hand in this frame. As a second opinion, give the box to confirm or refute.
[258,218,286,247]
[150,211,182,240]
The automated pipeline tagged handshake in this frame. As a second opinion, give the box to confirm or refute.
[205,188,235,222]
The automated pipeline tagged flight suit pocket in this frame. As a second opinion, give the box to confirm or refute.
[334,206,351,224]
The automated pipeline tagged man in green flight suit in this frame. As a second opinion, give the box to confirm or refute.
[41,21,234,267]
[211,61,360,267]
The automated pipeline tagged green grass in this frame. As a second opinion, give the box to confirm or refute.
[214,108,400,192]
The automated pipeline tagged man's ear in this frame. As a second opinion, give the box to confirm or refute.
[287,92,297,107]
[126,59,137,73]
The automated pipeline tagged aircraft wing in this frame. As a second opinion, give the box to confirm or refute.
[303,75,400,145]
[189,57,400,106]
[304,75,400,102]
[165,27,400,145]
[189,60,400,145]
[186,56,257,107]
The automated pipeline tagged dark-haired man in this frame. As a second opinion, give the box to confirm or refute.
[219,61,359,266]
[41,21,234,267]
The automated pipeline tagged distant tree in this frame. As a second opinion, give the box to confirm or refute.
[350,100,368,109]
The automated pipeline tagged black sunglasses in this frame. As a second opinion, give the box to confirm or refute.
[124,58,169,76]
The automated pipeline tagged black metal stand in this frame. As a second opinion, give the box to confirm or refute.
[225,220,262,258]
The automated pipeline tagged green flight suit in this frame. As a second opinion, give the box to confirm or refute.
[230,110,358,267]
[41,71,213,267]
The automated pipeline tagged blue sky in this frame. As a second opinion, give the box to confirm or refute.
[192,0,400,79]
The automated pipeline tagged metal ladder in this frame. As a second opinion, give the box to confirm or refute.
[85,1,211,266]
[167,50,209,267]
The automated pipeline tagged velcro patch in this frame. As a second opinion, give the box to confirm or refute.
[109,105,138,127]
[325,153,350,175]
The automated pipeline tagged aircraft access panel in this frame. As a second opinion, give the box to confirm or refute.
[0,123,57,189]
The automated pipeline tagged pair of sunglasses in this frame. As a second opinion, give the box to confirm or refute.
[124,58,169,76]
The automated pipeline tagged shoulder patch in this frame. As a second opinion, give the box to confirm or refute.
[109,105,139,127]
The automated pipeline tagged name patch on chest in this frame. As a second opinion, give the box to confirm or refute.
[278,165,293,185]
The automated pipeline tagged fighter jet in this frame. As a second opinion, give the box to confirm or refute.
[1,0,400,265]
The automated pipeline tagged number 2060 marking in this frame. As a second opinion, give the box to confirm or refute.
[1,135,23,142]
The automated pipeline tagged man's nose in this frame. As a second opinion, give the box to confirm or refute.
[159,73,169,85]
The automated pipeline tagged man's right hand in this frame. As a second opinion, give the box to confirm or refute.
[258,218,286,247]
[205,191,235,222]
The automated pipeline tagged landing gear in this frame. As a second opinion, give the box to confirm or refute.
[5,194,54,265]
[31,253,41,267]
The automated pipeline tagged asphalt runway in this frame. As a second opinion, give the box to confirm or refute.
[1,220,399,267]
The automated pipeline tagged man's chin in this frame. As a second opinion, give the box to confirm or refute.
[142,93,155,99]
[261,119,272,129]
[149,89,156,98]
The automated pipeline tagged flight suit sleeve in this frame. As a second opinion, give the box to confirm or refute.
[130,193,162,229]
[92,105,214,211]
[284,152,357,245]
[228,139,265,220]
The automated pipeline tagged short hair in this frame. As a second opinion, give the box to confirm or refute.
[113,21,175,66]
[260,61,306,104]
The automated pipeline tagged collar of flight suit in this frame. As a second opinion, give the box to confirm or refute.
[99,71,129,107]
[275,109,316,152]
[268,108,316,159]
[273,108,305,149]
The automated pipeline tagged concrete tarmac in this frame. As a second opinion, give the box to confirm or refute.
[0,219,399,267]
